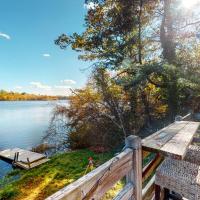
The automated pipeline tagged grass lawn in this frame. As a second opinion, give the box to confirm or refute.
[0,149,122,200]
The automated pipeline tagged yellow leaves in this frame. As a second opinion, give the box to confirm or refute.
[144,83,158,94]
[143,83,167,118]
[107,84,124,98]
[72,36,85,49]
[70,86,101,105]
[155,104,168,115]
[19,175,55,200]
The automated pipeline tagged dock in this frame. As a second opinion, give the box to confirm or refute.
[0,148,49,169]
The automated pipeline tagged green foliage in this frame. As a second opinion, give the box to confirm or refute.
[0,149,156,200]
[55,0,158,69]
[0,149,113,200]
[0,185,18,200]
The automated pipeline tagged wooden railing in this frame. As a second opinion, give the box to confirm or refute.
[181,113,192,121]
[45,113,194,200]
[142,152,163,200]
[46,136,162,200]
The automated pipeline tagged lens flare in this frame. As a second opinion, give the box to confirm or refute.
[182,0,199,8]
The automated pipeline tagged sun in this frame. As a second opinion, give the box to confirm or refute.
[182,0,200,8]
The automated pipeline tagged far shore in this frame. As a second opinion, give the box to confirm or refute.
[0,90,69,101]
[0,99,68,101]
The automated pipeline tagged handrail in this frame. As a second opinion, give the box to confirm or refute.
[182,113,192,121]
[113,183,135,200]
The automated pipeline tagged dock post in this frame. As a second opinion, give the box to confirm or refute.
[16,152,19,162]
[13,152,16,163]
[27,158,31,169]
[125,135,142,200]
[12,152,17,166]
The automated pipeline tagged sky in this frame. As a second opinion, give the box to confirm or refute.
[0,0,93,96]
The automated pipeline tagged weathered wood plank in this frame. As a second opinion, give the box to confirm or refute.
[182,113,192,121]
[142,175,155,200]
[142,121,189,151]
[125,136,142,200]
[0,148,46,163]
[161,121,200,159]
[46,148,133,200]
[142,121,200,159]
[142,155,162,184]
[15,158,50,170]
[113,183,134,200]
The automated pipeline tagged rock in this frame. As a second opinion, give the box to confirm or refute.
[32,143,55,153]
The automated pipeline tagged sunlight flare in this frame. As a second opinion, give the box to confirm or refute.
[182,0,200,8]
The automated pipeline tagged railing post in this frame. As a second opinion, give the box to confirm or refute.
[125,135,142,200]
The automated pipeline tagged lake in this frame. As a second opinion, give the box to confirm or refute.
[0,101,59,178]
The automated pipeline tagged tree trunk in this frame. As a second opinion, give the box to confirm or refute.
[141,90,152,127]
[160,0,178,120]
[138,0,143,64]
[160,0,176,64]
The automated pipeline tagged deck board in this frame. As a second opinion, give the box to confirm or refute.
[142,121,189,150]
[15,158,50,169]
[142,121,200,159]
[161,121,200,159]
[0,148,45,163]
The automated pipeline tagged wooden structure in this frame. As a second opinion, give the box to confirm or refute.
[142,121,200,159]
[45,117,200,200]
[0,148,49,169]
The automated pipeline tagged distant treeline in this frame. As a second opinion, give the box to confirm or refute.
[0,90,67,101]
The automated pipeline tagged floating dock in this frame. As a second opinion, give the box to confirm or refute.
[0,148,49,169]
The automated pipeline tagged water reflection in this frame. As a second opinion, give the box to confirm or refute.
[0,101,56,178]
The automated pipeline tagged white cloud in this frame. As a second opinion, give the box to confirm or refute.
[54,85,72,89]
[0,32,11,40]
[32,86,72,96]
[84,2,98,9]
[29,81,73,96]
[30,82,51,90]
[42,53,50,57]
[61,79,76,85]
[14,86,23,89]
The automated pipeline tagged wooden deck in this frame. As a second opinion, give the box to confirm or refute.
[0,148,49,169]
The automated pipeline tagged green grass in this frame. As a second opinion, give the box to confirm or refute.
[0,149,114,200]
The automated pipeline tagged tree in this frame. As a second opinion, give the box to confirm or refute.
[50,68,166,149]
[55,0,159,68]
[53,0,200,149]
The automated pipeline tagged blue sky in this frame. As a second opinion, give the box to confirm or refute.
[0,0,92,96]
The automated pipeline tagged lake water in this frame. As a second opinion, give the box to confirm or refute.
[0,101,58,178]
